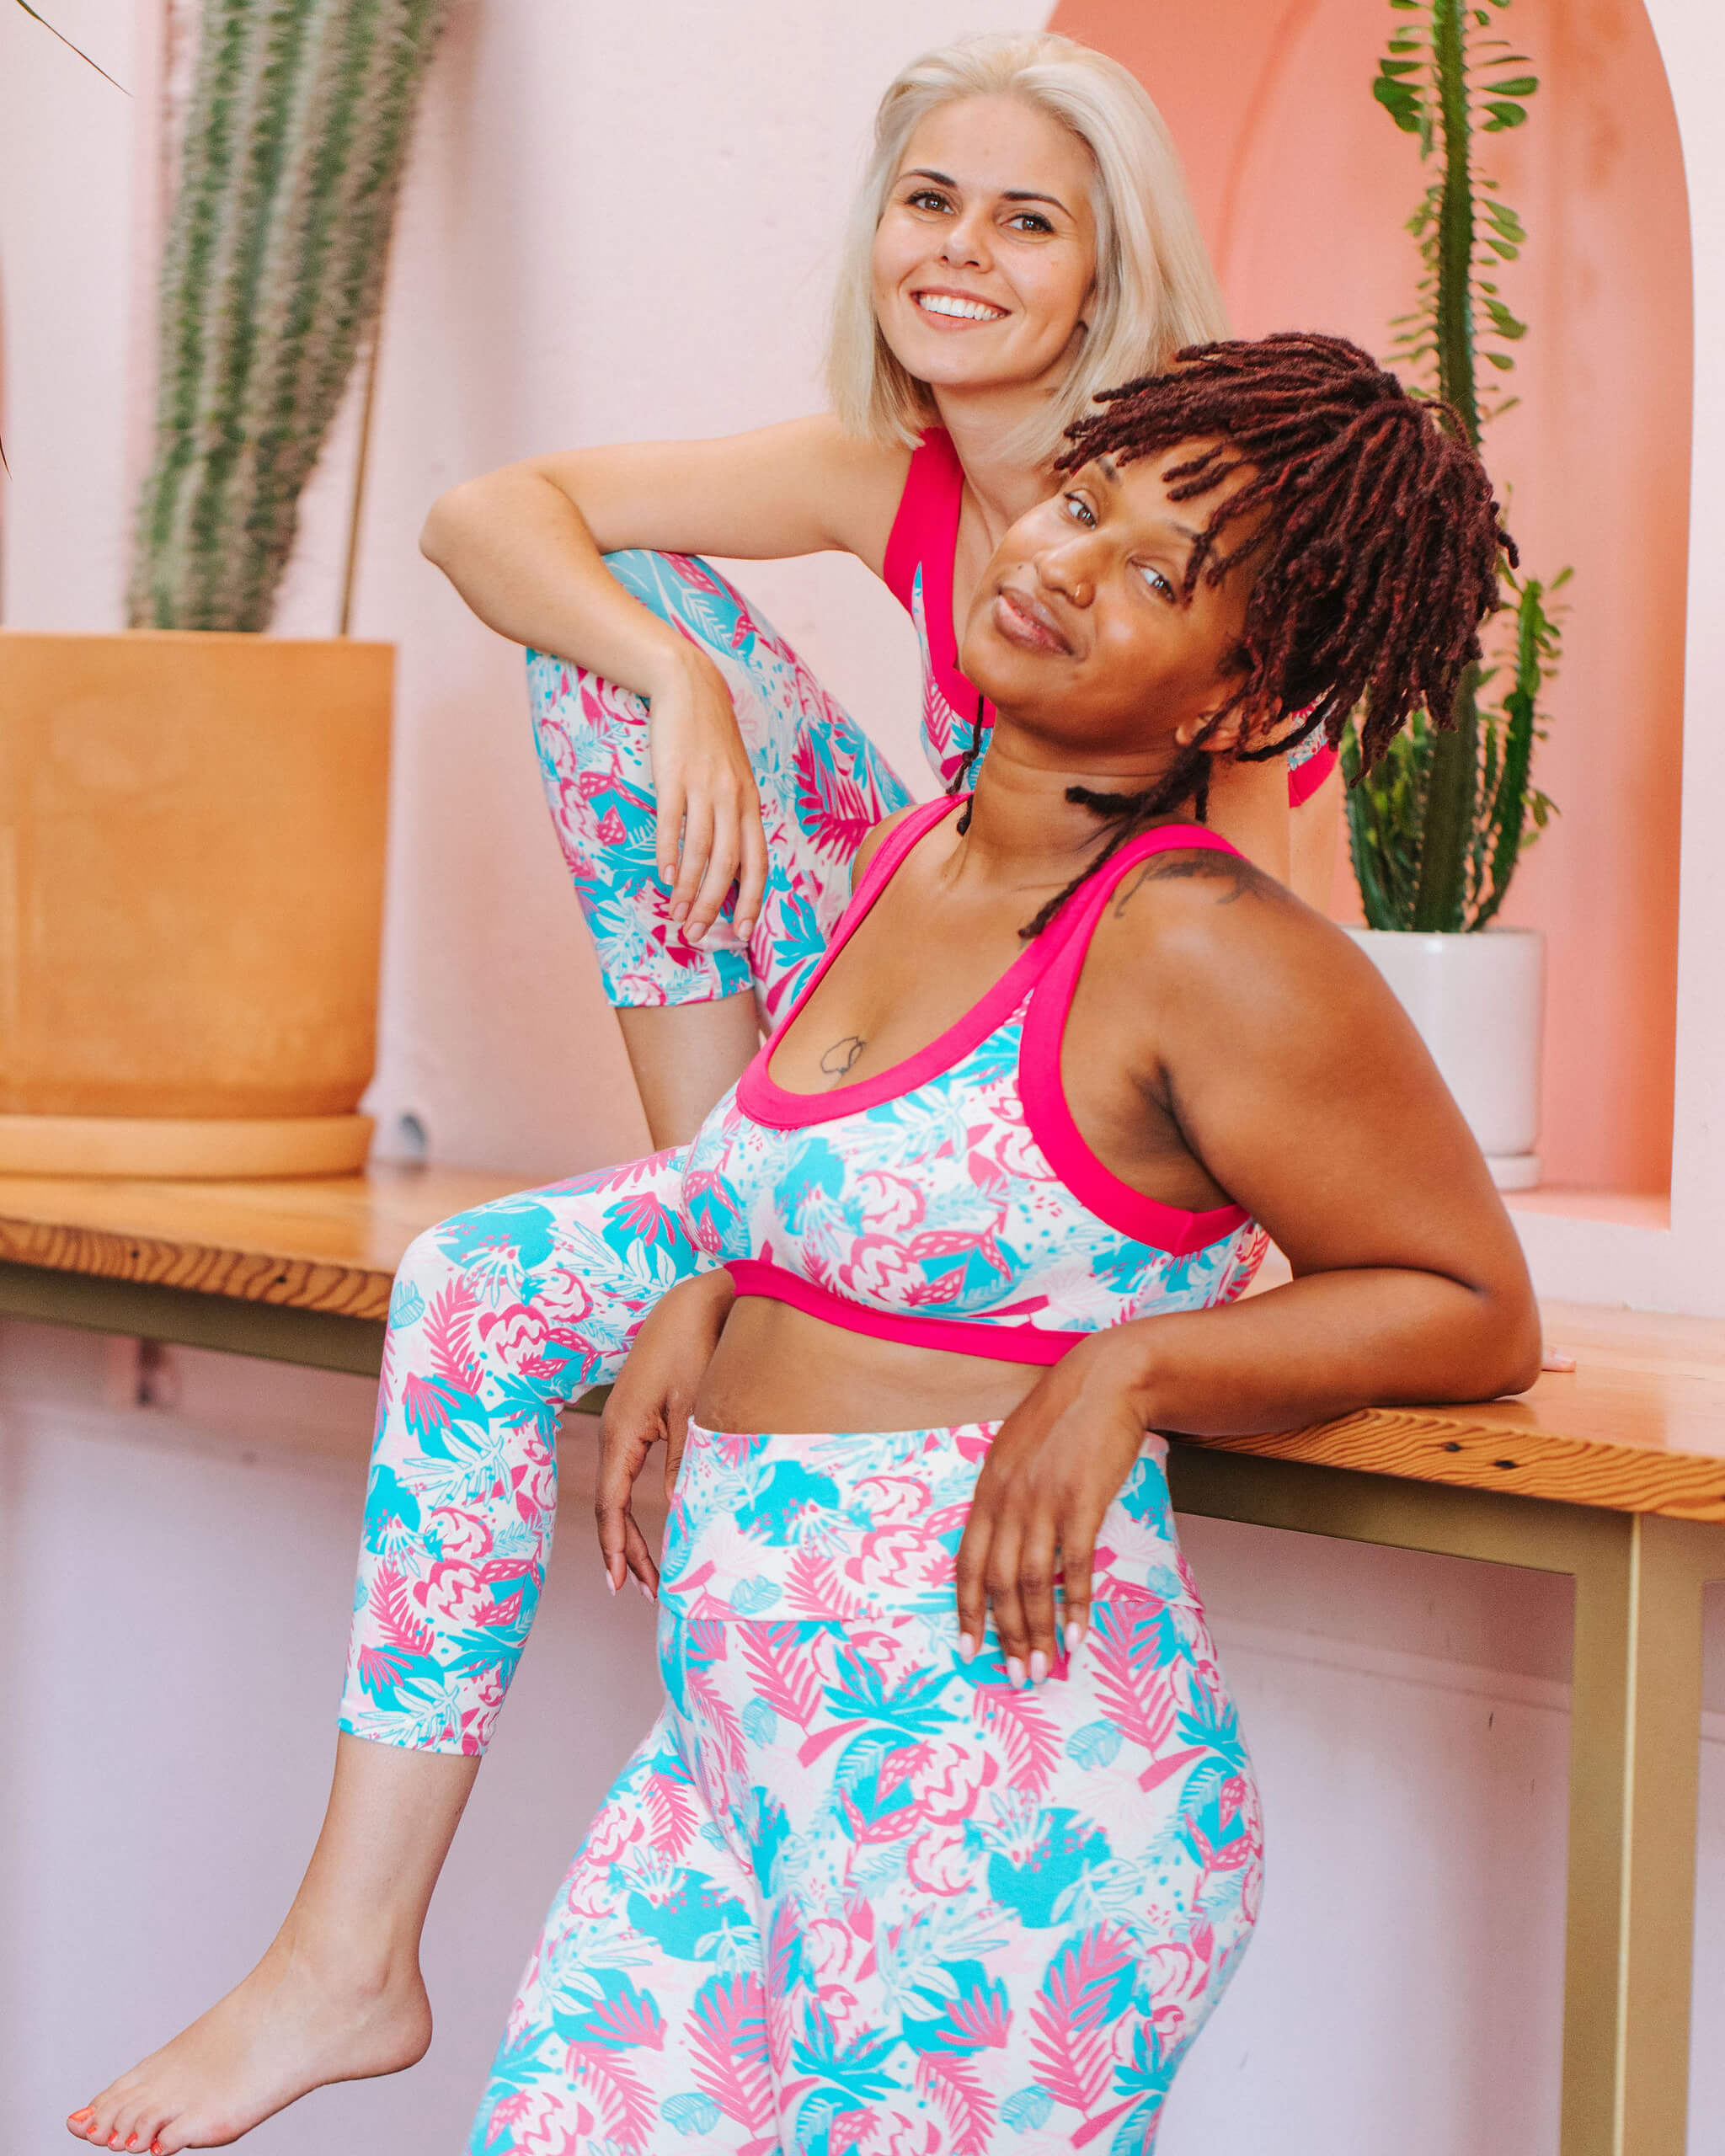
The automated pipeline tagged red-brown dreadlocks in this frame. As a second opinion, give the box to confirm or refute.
[1022,331,1512,937]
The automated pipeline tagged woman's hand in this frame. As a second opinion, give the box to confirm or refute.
[644,645,771,952]
[595,1269,734,1598]
[953,1331,1151,1688]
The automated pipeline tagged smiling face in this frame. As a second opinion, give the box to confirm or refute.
[871,95,1099,399]
[959,447,1265,769]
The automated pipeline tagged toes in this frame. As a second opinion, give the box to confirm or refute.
[99,2096,149,2153]
[71,2100,115,2146]
[107,2098,169,2156]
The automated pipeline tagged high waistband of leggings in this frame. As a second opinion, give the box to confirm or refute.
[660,1419,1182,1625]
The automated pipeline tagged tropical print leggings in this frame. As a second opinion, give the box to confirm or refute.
[468,1418,1262,2155]
[339,1150,707,1753]
[526,552,913,1029]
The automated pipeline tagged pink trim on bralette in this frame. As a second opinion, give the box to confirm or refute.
[1287,740,1339,808]
[882,428,992,731]
[740,795,1067,1130]
[726,1258,1083,1366]
[1019,825,1253,1255]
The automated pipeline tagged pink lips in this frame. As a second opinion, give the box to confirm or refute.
[993,585,1071,655]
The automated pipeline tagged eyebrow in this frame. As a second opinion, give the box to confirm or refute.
[1092,457,1203,543]
[904,168,1072,216]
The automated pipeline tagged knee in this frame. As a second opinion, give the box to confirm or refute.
[388,1212,479,1327]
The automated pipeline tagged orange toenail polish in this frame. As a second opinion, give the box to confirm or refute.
[67,2109,94,2125]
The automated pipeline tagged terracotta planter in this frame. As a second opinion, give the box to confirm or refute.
[0,629,392,1177]
[1348,926,1546,1190]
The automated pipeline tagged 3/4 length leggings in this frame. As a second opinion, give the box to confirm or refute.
[527,552,913,1027]
[339,1149,708,1752]
[468,1419,1262,2155]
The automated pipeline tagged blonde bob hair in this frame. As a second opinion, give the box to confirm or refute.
[826,31,1229,468]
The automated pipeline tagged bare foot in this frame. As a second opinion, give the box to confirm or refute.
[65,1924,430,2153]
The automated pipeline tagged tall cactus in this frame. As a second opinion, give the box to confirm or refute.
[1345,0,1562,932]
[128,0,449,633]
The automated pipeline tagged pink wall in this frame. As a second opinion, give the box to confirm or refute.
[1054,0,1689,1198]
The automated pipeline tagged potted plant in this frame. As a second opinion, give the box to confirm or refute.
[1344,0,1566,1191]
[0,0,446,1177]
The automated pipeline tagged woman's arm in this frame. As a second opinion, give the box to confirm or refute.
[420,416,908,945]
[595,1268,735,1597]
[956,857,1540,1677]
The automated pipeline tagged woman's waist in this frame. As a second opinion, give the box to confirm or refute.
[660,1409,1182,1621]
[693,1294,1044,1444]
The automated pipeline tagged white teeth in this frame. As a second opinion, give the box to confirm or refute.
[916,293,1005,322]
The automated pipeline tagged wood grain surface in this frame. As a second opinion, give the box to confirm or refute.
[0,1166,537,1322]
[3,1174,1723,1515]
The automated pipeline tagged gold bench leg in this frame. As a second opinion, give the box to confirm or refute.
[1563,1514,1718,2156]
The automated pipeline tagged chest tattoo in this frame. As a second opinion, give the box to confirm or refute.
[820,1035,868,1079]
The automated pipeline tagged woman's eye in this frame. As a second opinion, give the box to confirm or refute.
[1061,493,1096,527]
[906,189,951,214]
[1138,564,1176,600]
[1007,211,1055,234]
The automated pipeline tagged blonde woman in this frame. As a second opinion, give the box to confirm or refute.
[424,30,1340,1148]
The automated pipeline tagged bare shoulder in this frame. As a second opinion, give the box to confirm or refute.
[787,414,913,569]
[1094,835,1381,1029]
[850,803,926,888]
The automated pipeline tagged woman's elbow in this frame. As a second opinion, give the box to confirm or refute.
[1482,1278,1543,1399]
[419,483,468,570]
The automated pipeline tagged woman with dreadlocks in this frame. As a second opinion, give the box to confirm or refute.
[75,334,1539,2156]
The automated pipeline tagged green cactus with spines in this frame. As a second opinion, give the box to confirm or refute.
[1347,0,1563,932]
[127,0,449,633]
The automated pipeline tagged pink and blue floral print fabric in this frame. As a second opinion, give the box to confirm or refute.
[686,991,1268,1350]
[526,553,911,1026]
[339,808,1267,1753]
[339,1149,706,1753]
[339,1060,1262,1755]
[467,1418,1262,2155]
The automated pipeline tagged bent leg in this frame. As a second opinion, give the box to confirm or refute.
[616,993,763,1153]
[68,1157,716,2152]
[341,1151,712,1754]
[528,552,912,1143]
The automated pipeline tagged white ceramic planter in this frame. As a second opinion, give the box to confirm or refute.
[1346,927,1546,1190]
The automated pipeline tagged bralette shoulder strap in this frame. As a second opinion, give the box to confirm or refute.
[882,429,964,613]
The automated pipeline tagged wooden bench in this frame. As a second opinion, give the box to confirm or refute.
[2,1166,1719,2156]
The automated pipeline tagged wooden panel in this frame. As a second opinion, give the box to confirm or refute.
[0,1165,539,1321]
[1199,1395,1725,1521]
[1197,1300,1725,1518]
